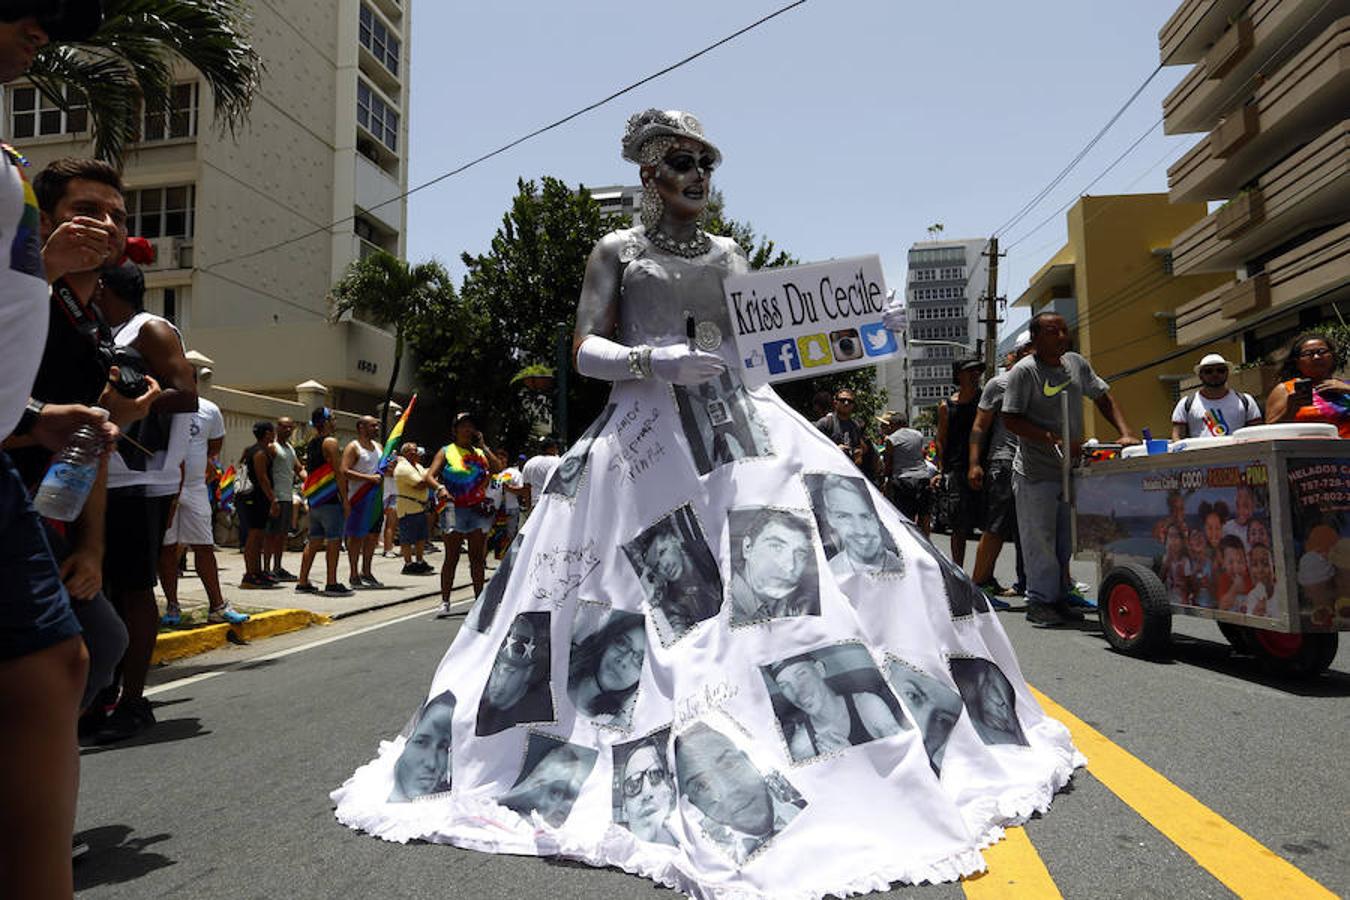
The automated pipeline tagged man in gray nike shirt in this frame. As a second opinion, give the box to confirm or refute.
[1001,312,1138,626]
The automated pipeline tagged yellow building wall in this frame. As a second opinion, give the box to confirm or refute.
[1068,195,1233,439]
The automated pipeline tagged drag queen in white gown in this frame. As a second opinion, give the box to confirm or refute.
[332,109,1083,899]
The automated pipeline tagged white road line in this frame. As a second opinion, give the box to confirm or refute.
[145,598,472,697]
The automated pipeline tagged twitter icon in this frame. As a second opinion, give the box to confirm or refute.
[860,322,897,357]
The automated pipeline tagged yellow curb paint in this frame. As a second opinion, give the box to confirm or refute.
[1030,686,1337,900]
[962,826,1062,899]
[151,609,329,664]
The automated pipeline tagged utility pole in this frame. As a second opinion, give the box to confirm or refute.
[981,237,1003,378]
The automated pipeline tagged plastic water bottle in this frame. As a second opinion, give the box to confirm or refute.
[33,407,109,522]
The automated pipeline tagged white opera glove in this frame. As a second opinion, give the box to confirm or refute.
[649,345,725,385]
[575,335,724,385]
[882,295,908,333]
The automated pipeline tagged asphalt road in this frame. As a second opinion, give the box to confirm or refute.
[72,541,1349,899]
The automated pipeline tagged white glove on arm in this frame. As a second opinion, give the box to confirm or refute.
[882,294,907,333]
[576,335,725,385]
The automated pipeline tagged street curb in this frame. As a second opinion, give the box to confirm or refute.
[152,609,332,664]
[329,589,442,620]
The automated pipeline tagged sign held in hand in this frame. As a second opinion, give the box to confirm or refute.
[723,255,897,386]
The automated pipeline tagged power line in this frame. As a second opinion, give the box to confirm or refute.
[1103,284,1341,382]
[198,0,809,274]
[991,63,1163,240]
[1003,115,1163,251]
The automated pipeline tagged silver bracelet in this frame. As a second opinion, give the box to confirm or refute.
[628,347,647,380]
[638,346,653,379]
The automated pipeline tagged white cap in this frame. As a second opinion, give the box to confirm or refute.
[1015,331,1030,348]
[1193,353,1232,374]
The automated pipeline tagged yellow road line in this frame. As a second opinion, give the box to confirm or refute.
[962,825,1062,899]
[1031,685,1338,900]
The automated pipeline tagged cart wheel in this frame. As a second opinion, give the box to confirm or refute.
[1097,563,1171,657]
[1217,622,1253,655]
[1246,629,1338,678]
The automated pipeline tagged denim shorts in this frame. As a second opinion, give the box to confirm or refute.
[308,504,344,541]
[0,452,81,661]
[397,512,430,544]
[443,504,493,535]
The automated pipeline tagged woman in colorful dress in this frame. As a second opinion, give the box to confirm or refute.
[334,110,1081,898]
[426,412,502,617]
[1265,333,1349,437]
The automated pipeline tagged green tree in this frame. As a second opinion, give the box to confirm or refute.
[446,176,622,451]
[329,252,457,435]
[27,0,261,165]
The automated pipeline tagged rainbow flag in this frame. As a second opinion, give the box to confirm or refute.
[377,394,417,475]
[217,465,236,511]
[302,462,339,507]
[346,479,384,534]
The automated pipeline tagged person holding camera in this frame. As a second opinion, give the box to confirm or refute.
[1265,333,1349,438]
[15,159,164,751]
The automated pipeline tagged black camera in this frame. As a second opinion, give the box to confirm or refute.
[96,343,152,398]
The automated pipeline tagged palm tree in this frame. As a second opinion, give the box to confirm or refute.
[329,252,457,435]
[26,0,261,165]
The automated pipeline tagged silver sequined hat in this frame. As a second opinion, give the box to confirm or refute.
[621,109,722,167]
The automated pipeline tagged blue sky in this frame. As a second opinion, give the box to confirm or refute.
[405,0,1196,340]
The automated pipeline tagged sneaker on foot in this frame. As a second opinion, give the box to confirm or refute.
[413,561,435,574]
[361,574,384,588]
[1026,603,1069,628]
[1065,586,1097,609]
[94,697,155,744]
[294,581,319,594]
[160,607,182,627]
[1054,599,1087,622]
[208,605,250,625]
[401,562,420,575]
[987,596,1012,610]
[434,600,453,618]
[271,567,299,582]
[324,582,355,597]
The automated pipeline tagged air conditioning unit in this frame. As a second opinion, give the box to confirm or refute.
[142,237,194,271]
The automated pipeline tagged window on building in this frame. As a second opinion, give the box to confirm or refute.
[359,4,401,76]
[138,82,199,142]
[127,185,195,239]
[8,85,87,138]
[162,288,177,324]
[357,79,399,153]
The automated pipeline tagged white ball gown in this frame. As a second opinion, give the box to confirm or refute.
[332,229,1083,900]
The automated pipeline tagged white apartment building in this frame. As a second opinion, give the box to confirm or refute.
[879,238,987,420]
[7,0,413,412]
[588,184,643,221]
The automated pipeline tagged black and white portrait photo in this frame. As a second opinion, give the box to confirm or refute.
[545,403,616,499]
[475,612,554,736]
[622,505,723,647]
[727,507,820,626]
[885,660,963,774]
[673,722,806,865]
[568,606,646,730]
[500,733,598,828]
[948,657,1027,747]
[804,473,904,578]
[612,728,677,846]
[672,368,770,476]
[897,520,989,617]
[388,690,456,802]
[466,532,523,634]
[760,643,907,763]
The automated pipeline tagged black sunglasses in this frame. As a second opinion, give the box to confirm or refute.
[664,152,716,174]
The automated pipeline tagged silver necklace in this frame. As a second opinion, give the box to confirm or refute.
[646,226,711,258]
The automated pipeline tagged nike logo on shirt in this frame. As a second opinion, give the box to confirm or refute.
[1042,380,1070,397]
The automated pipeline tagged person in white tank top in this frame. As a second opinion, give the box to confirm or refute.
[341,415,385,588]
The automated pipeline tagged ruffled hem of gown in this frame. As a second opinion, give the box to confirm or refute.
[331,735,1085,900]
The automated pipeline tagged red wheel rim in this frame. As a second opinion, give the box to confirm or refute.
[1107,584,1144,641]
[1252,629,1302,659]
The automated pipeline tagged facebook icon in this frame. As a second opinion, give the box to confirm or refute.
[764,338,801,375]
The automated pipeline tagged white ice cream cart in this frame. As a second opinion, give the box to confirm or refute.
[1073,426,1347,677]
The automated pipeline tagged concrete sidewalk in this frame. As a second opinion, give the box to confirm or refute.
[152,544,492,662]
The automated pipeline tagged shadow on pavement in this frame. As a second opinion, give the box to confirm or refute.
[73,824,174,890]
[80,716,211,755]
[1086,631,1350,697]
